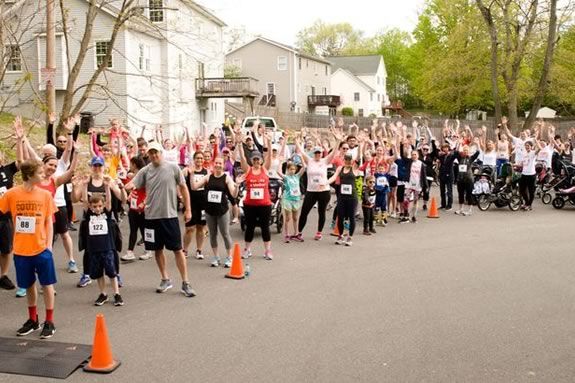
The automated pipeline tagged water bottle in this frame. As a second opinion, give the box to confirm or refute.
[245,264,251,278]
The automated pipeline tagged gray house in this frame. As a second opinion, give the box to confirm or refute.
[226,37,339,115]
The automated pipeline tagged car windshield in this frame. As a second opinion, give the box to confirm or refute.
[245,118,275,128]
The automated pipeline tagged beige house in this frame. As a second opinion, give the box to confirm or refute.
[225,37,338,114]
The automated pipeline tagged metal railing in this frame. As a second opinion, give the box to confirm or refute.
[195,77,259,97]
[307,95,341,107]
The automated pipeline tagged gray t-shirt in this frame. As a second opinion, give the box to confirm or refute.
[132,161,184,219]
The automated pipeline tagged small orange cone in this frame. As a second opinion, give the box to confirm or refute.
[225,243,245,279]
[84,314,121,374]
[330,217,340,236]
[427,197,439,218]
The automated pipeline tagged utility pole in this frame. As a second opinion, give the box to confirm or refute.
[45,0,56,117]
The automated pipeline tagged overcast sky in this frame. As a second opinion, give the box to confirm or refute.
[197,0,424,46]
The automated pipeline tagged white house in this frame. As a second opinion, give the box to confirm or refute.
[327,55,388,117]
[0,0,226,135]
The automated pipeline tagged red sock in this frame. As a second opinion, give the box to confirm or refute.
[28,306,37,321]
[45,309,54,323]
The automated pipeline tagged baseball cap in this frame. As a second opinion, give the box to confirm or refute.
[222,147,231,153]
[344,153,353,160]
[90,156,105,166]
[313,146,322,153]
[251,151,262,160]
[147,141,163,153]
[272,144,279,151]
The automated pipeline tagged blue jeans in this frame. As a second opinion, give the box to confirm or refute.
[496,158,508,177]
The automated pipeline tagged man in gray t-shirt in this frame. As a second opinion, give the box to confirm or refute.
[127,142,195,297]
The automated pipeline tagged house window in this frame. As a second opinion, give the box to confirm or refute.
[311,86,315,96]
[354,92,360,101]
[5,45,22,72]
[277,56,288,71]
[298,57,302,70]
[232,58,242,70]
[377,94,381,102]
[358,109,364,117]
[266,82,276,95]
[322,87,327,95]
[197,61,204,78]
[138,44,144,70]
[95,41,112,68]
[370,92,374,102]
[149,0,164,23]
[325,65,328,76]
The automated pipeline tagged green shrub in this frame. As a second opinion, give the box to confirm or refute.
[341,107,354,116]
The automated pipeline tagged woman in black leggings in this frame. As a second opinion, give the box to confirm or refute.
[328,154,359,246]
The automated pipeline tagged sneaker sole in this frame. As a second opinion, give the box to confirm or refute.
[114,302,124,306]
[17,328,39,336]
[40,329,55,339]
[181,289,197,297]
[156,285,173,293]
[121,258,137,263]
[77,281,92,288]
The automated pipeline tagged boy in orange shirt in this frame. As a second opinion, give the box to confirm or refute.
[0,160,58,338]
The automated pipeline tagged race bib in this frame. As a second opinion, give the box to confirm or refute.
[130,197,138,209]
[0,186,7,196]
[15,216,35,234]
[410,179,419,188]
[341,184,353,195]
[66,183,73,193]
[290,188,301,197]
[250,188,264,200]
[459,164,467,172]
[207,190,222,203]
[193,174,205,190]
[368,195,376,204]
[89,216,108,236]
[376,177,388,187]
[144,228,155,243]
[117,169,127,179]
[310,177,321,186]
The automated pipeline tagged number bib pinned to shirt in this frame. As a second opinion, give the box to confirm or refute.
[89,216,109,236]
[459,164,467,172]
[15,216,35,234]
[341,184,353,195]
[0,186,7,197]
[207,190,223,203]
[144,228,155,243]
[250,188,264,200]
[130,197,138,210]
[290,188,301,197]
[376,177,388,187]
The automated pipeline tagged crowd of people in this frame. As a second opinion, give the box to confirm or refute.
[0,114,574,339]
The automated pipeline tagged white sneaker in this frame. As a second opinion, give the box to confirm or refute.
[121,251,136,262]
[242,249,252,259]
[454,210,462,215]
[335,236,344,245]
[224,256,232,268]
[139,251,153,260]
[211,256,220,267]
[195,250,204,260]
[462,210,473,216]
[344,237,353,247]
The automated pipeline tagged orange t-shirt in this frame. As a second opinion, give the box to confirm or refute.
[0,185,57,256]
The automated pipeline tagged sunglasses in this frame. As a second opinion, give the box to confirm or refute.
[368,181,375,184]
[422,148,430,151]
[341,147,349,150]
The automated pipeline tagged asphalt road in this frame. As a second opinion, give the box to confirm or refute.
[0,198,574,383]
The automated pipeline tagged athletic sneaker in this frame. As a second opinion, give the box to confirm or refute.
[291,234,304,242]
[335,236,344,245]
[314,232,322,241]
[121,251,136,262]
[181,282,196,297]
[411,217,417,223]
[454,210,462,215]
[77,274,92,288]
[242,249,252,259]
[224,256,232,268]
[462,210,472,216]
[67,260,79,273]
[399,217,410,224]
[15,287,27,297]
[156,279,173,293]
[139,251,153,261]
[94,293,109,306]
[16,318,39,336]
[113,294,124,306]
[264,251,273,260]
[40,321,56,339]
[210,256,221,267]
[0,275,16,290]
[422,204,427,211]
[344,237,353,247]
[195,250,204,260]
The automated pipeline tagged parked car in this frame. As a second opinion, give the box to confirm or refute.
[241,116,283,143]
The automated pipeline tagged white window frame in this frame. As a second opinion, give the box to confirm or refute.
[5,45,22,72]
[95,40,113,69]
[277,56,288,71]
[266,82,276,95]
[354,92,360,102]
[148,0,164,23]
[370,92,374,102]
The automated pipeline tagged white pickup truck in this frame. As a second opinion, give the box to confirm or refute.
[241,116,283,143]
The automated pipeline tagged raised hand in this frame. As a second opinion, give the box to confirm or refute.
[13,116,24,139]
[48,112,56,124]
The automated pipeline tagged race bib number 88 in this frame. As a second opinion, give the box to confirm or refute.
[15,216,35,234]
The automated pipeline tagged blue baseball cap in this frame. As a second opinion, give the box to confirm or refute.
[90,156,105,166]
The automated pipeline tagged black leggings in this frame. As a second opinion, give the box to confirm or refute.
[298,191,331,233]
[519,174,536,207]
[337,198,357,237]
[244,205,272,243]
[363,206,374,231]
[457,179,473,205]
[128,210,145,251]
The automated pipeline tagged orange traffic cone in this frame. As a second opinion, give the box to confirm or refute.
[225,243,245,279]
[427,197,439,218]
[84,314,121,374]
[330,217,340,236]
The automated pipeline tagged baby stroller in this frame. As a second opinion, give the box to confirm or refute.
[476,162,522,211]
[542,157,575,204]
[239,178,284,234]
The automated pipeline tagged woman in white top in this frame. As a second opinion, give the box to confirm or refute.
[480,140,497,169]
[519,140,541,211]
[294,131,342,241]
[496,130,510,177]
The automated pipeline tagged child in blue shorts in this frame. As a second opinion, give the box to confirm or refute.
[280,161,305,242]
[374,162,390,226]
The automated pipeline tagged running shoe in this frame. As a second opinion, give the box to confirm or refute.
[16,318,39,336]
[210,256,221,267]
[114,294,124,306]
[462,210,472,216]
[224,256,232,268]
[195,250,204,260]
[121,251,136,262]
[454,210,462,215]
[181,282,197,297]
[67,260,79,273]
[291,234,304,242]
[314,232,322,241]
[0,275,15,290]
[411,217,417,223]
[139,251,153,260]
[264,251,273,260]
[335,236,344,245]
[242,249,252,259]
[399,217,410,224]
[77,274,92,288]
[344,237,353,246]
[94,293,108,306]
[156,279,173,293]
[40,321,56,339]
[422,204,427,211]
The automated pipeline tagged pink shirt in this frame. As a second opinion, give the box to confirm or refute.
[306,159,330,192]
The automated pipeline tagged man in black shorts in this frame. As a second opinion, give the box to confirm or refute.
[127,142,196,297]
